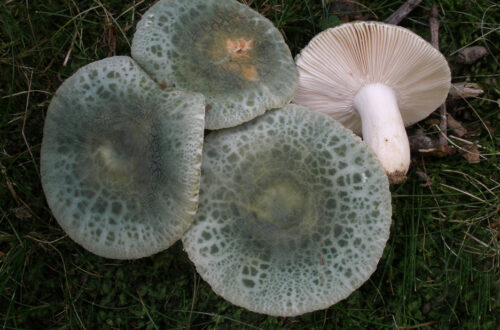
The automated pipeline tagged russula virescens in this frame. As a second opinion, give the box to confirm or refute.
[41,56,205,259]
[131,0,298,130]
[183,104,392,316]
[294,21,451,184]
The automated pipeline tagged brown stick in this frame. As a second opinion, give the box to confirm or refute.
[385,0,423,25]
[429,4,448,148]
[429,5,440,50]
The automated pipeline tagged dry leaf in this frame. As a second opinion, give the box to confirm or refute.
[421,302,432,315]
[15,206,32,219]
[415,170,432,187]
[425,118,441,126]
[409,128,438,151]
[123,23,134,33]
[409,128,455,157]
[456,46,488,64]
[461,145,481,164]
[447,114,467,137]
[433,144,456,158]
[448,82,484,100]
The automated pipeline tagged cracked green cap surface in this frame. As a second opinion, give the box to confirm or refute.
[182,104,392,316]
[131,0,298,130]
[41,56,205,259]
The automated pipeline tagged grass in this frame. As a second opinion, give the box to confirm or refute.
[1,0,499,328]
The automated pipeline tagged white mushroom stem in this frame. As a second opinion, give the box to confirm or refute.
[353,83,410,184]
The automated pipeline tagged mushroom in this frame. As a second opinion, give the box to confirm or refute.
[41,56,205,259]
[293,21,451,184]
[182,104,392,316]
[131,0,298,130]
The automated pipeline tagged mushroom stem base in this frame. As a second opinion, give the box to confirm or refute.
[353,83,410,184]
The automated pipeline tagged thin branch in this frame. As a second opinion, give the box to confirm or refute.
[430,4,448,148]
[385,0,423,25]
[429,5,440,50]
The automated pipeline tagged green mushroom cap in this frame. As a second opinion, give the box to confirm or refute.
[182,104,392,316]
[131,0,298,130]
[41,56,205,259]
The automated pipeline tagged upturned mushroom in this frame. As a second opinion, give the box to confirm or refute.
[183,104,392,316]
[131,0,298,130]
[41,56,205,259]
[294,21,451,184]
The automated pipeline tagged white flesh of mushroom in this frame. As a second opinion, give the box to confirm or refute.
[294,22,451,184]
[353,83,410,184]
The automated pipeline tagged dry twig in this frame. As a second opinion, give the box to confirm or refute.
[385,0,422,25]
[429,5,450,151]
